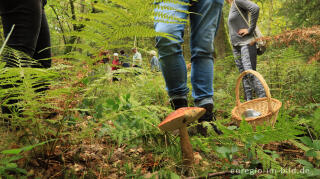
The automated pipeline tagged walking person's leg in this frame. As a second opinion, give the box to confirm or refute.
[0,0,44,114]
[0,0,43,63]
[233,46,253,101]
[155,0,189,109]
[246,44,266,98]
[189,0,224,135]
[32,6,52,93]
[240,44,266,99]
[33,8,52,68]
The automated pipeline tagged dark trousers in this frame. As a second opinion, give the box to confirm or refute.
[0,0,51,114]
[232,44,266,101]
[0,0,51,68]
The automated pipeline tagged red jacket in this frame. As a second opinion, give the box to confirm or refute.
[112,59,120,70]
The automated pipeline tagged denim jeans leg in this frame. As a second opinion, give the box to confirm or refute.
[189,0,223,106]
[155,1,189,100]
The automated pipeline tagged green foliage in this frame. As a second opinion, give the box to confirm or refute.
[195,46,319,178]
[81,70,170,146]
[279,0,320,28]
[0,141,49,178]
[46,0,177,59]
[212,113,303,168]
[259,47,320,115]
[295,159,320,177]
[300,108,320,140]
[300,136,320,159]
[0,47,60,130]
[1,140,52,155]
[216,145,238,161]
[0,155,26,178]
[257,0,289,35]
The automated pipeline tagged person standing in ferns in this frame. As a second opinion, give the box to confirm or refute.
[0,0,52,115]
[132,47,142,68]
[149,50,160,72]
[120,50,130,68]
[99,50,110,64]
[227,0,266,101]
[112,53,121,81]
[112,53,121,71]
[154,0,224,135]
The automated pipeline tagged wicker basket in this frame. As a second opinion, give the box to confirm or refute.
[231,70,282,127]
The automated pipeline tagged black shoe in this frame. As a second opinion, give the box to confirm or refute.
[170,98,188,110]
[196,124,208,136]
[197,103,223,136]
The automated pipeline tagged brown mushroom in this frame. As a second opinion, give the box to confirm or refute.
[158,107,206,168]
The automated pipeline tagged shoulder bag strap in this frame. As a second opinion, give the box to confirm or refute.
[233,0,258,38]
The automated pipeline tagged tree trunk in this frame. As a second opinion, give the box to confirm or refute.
[214,11,232,60]
[64,0,84,54]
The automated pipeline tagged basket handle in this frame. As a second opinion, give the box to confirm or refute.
[235,70,273,113]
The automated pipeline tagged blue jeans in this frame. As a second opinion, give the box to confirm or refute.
[155,0,223,106]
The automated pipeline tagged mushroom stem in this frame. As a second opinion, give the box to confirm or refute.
[179,125,194,167]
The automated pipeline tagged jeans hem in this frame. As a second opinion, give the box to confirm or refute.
[170,95,188,101]
[195,97,213,107]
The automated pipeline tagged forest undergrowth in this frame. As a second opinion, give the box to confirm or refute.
[0,45,319,178]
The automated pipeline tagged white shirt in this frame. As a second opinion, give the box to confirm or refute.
[132,52,142,66]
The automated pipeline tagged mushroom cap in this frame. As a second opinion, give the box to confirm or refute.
[158,107,206,131]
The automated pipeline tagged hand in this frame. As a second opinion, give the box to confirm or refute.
[238,29,249,37]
